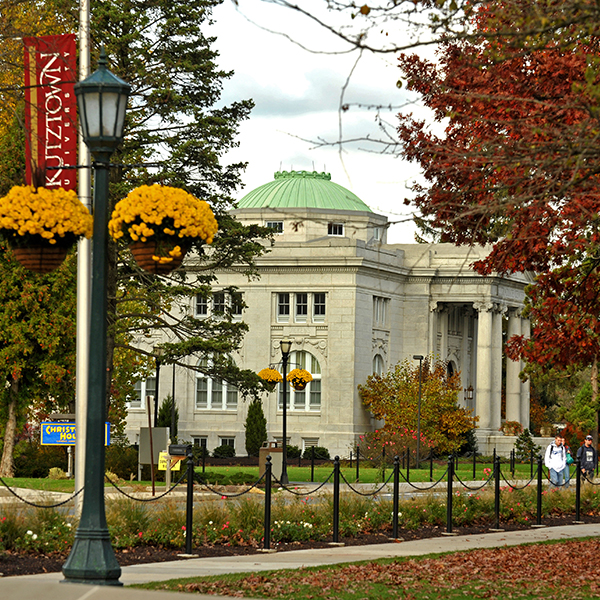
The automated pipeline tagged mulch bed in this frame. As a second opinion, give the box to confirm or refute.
[2,513,599,578]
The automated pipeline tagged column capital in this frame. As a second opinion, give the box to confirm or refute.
[473,301,493,313]
[494,302,508,316]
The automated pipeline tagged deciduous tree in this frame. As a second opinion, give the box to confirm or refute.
[358,357,477,454]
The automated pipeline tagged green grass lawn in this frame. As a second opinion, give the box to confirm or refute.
[1,460,540,493]
[134,537,600,599]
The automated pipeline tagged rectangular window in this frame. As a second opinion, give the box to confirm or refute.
[226,385,238,410]
[193,437,207,449]
[196,378,208,409]
[373,226,382,241]
[130,381,142,408]
[277,293,290,322]
[220,437,235,448]
[295,293,308,323]
[213,292,226,314]
[265,221,284,233]
[196,295,208,316]
[212,379,223,408]
[231,292,243,318]
[309,380,321,410]
[313,293,326,322]
[293,389,306,411]
[373,296,389,327]
[328,222,344,236]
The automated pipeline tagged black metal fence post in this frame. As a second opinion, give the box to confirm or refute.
[311,445,315,483]
[202,448,206,474]
[536,454,543,526]
[430,452,434,482]
[575,457,582,522]
[392,456,400,539]
[473,451,477,480]
[349,450,353,468]
[446,455,454,534]
[494,455,501,530]
[356,444,360,483]
[185,451,194,555]
[406,450,410,483]
[332,456,340,543]
[382,447,386,482]
[263,456,272,551]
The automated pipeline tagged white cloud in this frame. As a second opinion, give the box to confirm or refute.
[209,0,424,243]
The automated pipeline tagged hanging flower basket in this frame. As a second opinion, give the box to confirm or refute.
[0,186,93,273]
[258,368,283,392]
[129,240,187,275]
[109,184,218,274]
[11,245,70,274]
[287,368,313,391]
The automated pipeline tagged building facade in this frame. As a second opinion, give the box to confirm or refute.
[124,170,533,456]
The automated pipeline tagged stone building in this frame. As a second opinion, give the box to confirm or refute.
[124,170,533,456]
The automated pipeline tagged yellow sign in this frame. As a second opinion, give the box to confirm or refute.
[158,452,182,471]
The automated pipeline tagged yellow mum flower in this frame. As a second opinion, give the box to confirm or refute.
[0,186,93,247]
[108,184,218,247]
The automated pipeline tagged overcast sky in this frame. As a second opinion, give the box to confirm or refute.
[208,0,428,243]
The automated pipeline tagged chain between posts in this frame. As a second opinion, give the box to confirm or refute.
[0,477,84,508]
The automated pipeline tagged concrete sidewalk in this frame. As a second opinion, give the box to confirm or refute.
[3,522,600,599]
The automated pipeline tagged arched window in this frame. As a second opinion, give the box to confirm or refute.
[195,358,238,410]
[279,350,321,412]
[373,354,384,376]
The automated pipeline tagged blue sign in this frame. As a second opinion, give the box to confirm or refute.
[40,422,111,446]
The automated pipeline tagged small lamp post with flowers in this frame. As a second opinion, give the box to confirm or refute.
[61,49,130,587]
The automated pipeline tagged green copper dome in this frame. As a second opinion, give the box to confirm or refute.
[238,170,373,212]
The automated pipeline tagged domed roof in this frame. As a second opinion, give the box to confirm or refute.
[237,170,373,212]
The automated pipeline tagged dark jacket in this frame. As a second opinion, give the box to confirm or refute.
[576,444,597,474]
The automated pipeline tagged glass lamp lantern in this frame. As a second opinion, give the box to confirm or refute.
[74,47,131,158]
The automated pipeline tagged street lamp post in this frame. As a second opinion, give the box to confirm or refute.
[171,362,176,443]
[413,355,424,469]
[153,346,164,427]
[62,49,130,586]
[280,339,292,485]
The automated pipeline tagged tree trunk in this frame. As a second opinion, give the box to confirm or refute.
[592,356,598,446]
[0,381,19,477]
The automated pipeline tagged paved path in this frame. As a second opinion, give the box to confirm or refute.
[3,522,600,599]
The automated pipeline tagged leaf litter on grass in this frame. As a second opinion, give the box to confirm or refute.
[160,538,600,599]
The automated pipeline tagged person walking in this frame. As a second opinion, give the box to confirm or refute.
[576,435,597,482]
[545,434,567,487]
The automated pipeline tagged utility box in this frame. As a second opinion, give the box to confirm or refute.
[259,441,283,479]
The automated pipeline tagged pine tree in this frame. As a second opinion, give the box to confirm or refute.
[157,395,179,443]
[244,398,267,457]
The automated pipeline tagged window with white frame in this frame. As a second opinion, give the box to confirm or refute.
[313,293,326,322]
[373,354,385,376]
[193,436,207,450]
[195,291,243,319]
[328,222,344,236]
[265,220,284,233]
[279,350,321,412]
[129,375,156,409]
[373,296,389,327]
[277,293,290,322]
[295,293,308,323]
[219,437,235,448]
[276,292,326,323]
[195,358,238,410]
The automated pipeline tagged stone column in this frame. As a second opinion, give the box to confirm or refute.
[506,308,522,423]
[474,302,494,431]
[439,304,449,361]
[520,317,531,428]
[491,304,505,431]
[429,300,439,357]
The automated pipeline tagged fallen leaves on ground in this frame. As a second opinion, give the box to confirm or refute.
[175,539,600,599]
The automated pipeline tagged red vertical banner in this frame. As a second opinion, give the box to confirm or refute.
[24,34,77,191]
